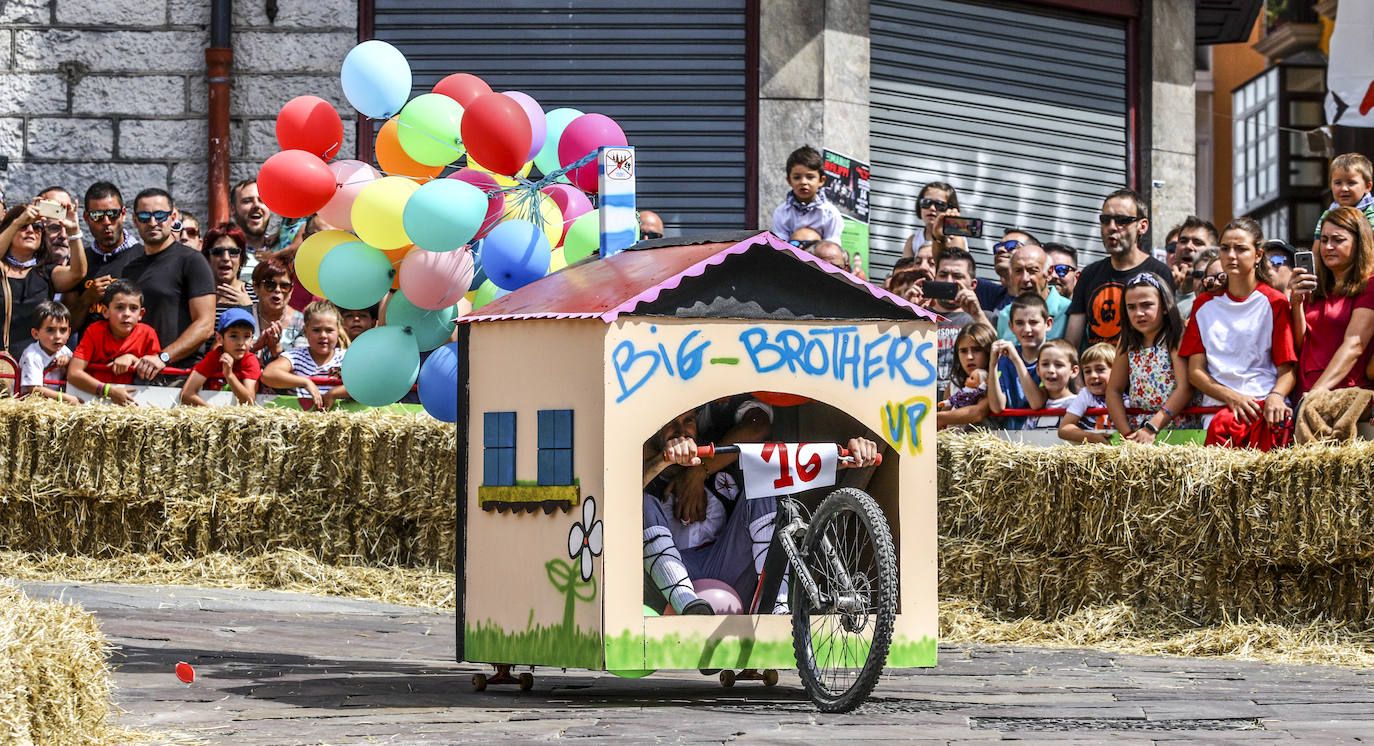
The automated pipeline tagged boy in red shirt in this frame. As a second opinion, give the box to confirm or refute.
[180,307,261,406]
[68,279,162,406]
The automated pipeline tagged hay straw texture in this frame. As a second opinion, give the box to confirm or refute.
[0,583,121,744]
[0,400,457,569]
[939,433,1374,625]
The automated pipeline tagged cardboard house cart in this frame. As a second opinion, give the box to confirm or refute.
[453,231,940,708]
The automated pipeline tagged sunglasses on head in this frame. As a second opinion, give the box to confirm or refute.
[134,210,173,224]
[789,239,819,249]
[209,246,241,257]
[918,197,950,211]
[1049,263,1075,278]
[1099,213,1143,227]
[86,208,121,222]
[993,239,1023,254]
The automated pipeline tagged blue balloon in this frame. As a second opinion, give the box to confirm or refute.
[479,219,550,291]
[319,241,394,309]
[401,179,486,253]
[342,326,420,407]
[418,342,460,422]
[387,290,457,351]
[341,40,412,119]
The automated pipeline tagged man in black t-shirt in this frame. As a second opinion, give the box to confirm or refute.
[124,188,215,377]
[68,182,146,333]
[1066,188,1175,349]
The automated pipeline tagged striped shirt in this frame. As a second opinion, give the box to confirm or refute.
[280,346,345,396]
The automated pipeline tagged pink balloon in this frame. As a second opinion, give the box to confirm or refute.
[447,168,505,240]
[502,91,547,163]
[400,247,474,310]
[318,160,381,230]
[692,578,743,615]
[541,183,593,245]
[557,113,627,193]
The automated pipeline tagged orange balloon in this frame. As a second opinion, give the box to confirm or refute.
[375,119,443,183]
[383,245,411,290]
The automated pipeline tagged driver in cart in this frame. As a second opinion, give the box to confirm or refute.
[642,396,879,616]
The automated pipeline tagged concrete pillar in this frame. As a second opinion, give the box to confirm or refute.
[1145,0,1197,241]
[756,0,870,229]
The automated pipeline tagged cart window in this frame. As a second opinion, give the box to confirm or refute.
[537,409,574,485]
[483,411,516,486]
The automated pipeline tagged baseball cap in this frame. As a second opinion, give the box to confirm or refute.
[217,307,258,334]
[1263,238,1295,261]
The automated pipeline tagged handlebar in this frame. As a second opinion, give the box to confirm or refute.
[696,443,882,466]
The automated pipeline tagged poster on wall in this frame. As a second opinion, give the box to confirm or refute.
[822,149,871,276]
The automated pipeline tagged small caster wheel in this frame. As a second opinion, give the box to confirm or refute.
[518,672,534,691]
[763,669,779,686]
[719,669,736,687]
[471,673,487,692]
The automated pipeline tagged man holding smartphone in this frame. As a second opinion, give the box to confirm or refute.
[926,248,992,398]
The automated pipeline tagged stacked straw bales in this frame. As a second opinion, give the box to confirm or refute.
[0,400,457,569]
[939,433,1374,626]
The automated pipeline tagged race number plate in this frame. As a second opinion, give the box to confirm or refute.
[736,443,838,499]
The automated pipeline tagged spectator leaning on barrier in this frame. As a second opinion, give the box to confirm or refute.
[261,300,350,411]
[249,258,306,370]
[68,182,144,334]
[1104,272,1200,442]
[1067,188,1175,350]
[1289,206,1374,394]
[68,279,161,406]
[122,188,216,377]
[1182,217,1297,451]
[0,200,88,359]
[180,307,261,407]
[19,300,77,404]
[996,242,1069,342]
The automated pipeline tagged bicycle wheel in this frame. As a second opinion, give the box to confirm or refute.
[790,487,897,712]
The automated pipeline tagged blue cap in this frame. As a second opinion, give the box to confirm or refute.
[217,307,257,334]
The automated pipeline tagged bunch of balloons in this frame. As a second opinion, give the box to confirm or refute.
[255,40,634,420]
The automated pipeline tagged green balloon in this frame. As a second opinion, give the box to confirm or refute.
[397,93,464,167]
[562,209,600,263]
[342,326,420,407]
[387,290,456,351]
[319,241,394,310]
[471,279,503,310]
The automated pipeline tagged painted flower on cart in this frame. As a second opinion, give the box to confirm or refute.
[567,496,603,581]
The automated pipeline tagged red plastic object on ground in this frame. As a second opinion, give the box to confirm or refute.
[175,661,195,683]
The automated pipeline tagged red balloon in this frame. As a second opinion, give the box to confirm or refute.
[447,168,505,240]
[433,73,492,108]
[275,95,344,160]
[175,661,195,684]
[460,93,532,177]
[257,150,336,219]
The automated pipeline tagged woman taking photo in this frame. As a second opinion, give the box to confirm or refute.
[900,181,966,260]
[1181,217,1298,450]
[1288,206,1374,394]
[0,201,88,358]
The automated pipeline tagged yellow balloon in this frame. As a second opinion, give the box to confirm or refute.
[294,230,355,297]
[501,192,564,247]
[548,246,568,273]
[351,176,418,250]
[470,157,533,179]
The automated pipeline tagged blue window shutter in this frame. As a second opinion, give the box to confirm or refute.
[483,412,500,447]
[483,411,517,486]
[499,411,516,447]
[553,450,573,485]
[537,449,555,486]
[537,410,554,449]
[554,409,573,449]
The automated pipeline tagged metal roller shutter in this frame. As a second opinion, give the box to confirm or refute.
[373,1,749,235]
[869,0,1129,276]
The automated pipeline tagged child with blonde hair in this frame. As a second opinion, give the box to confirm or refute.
[1059,343,1122,444]
[260,300,351,411]
[1028,339,1078,430]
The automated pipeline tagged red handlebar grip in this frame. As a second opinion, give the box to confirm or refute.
[695,444,715,459]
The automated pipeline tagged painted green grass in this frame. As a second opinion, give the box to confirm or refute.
[606,628,936,671]
[466,618,604,670]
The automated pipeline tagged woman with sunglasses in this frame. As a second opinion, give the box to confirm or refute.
[202,222,258,335]
[0,200,88,358]
[1181,217,1298,450]
[248,257,305,369]
[1288,206,1374,395]
[900,182,966,260]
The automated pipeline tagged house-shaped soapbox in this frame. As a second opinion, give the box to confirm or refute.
[453,231,940,673]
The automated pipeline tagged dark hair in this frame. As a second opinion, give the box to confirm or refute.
[890,256,916,272]
[1315,206,1374,299]
[1043,242,1077,263]
[1180,215,1219,245]
[784,145,824,175]
[1004,228,1041,246]
[1103,187,1149,220]
[231,178,257,204]
[103,278,143,306]
[133,187,174,210]
[1008,291,1050,321]
[252,257,292,286]
[84,181,122,209]
[950,323,996,389]
[203,221,248,271]
[1220,216,1274,285]
[917,181,960,211]
[0,205,58,268]
[1118,272,1183,353]
[345,303,380,320]
[39,186,72,202]
[1165,224,1182,243]
[936,246,976,277]
[31,300,70,330]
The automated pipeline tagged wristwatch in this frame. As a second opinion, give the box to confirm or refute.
[158,352,171,364]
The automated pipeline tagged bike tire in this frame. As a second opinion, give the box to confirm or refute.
[790,487,897,713]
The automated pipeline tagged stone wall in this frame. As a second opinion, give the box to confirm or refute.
[0,0,357,222]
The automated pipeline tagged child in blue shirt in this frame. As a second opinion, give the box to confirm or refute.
[988,293,1051,428]
[1312,153,1374,240]
[771,146,843,243]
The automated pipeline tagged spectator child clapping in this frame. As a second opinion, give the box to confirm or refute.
[180,308,261,407]
[19,300,78,404]
[937,322,996,430]
[1105,272,1200,442]
[1059,343,1122,444]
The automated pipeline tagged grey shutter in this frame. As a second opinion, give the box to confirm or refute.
[869,0,1129,276]
[373,1,749,235]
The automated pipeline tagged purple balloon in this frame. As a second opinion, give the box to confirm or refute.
[693,578,743,615]
[503,90,547,164]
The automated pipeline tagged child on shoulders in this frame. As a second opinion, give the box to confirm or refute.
[936,322,996,431]
[770,146,843,244]
[67,279,161,407]
[1059,343,1123,444]
[19,300,78,404]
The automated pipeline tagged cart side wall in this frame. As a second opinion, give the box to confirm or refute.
[601,317,938,671]
[463,319,608,669]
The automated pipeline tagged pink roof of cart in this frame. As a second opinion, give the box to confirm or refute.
[456,231,939,324]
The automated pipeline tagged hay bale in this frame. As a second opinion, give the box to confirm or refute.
[0,583,119,744]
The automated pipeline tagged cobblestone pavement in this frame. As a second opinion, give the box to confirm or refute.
[20,582,1374,744]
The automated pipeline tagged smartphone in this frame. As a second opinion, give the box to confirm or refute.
[35,199,65,220]
[942,216,983,238]
[1294,250,1315,276]
[923,280,959,301]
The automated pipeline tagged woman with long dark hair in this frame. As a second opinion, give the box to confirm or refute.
[0,201,88,358]
[1288,205,1374,393]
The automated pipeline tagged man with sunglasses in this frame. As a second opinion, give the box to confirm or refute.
[1262,239,1296,296]
[1065,188,1175,350]
[66,182,146,334]
[1044,243,1080,301]
[121,188,216,379]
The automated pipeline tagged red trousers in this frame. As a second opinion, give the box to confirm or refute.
[1204,408,1290,451]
